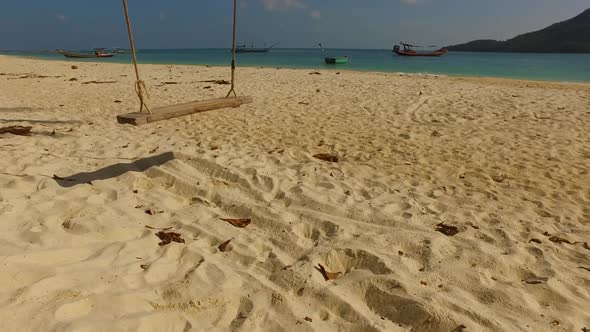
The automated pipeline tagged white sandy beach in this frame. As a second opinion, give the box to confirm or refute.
[0,55,589,331]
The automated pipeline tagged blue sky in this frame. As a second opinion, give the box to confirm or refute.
[1,0,588,50]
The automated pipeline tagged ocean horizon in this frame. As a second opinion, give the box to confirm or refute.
[3,48,590,83]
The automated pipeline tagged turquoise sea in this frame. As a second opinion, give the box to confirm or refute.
[3,49,590,82]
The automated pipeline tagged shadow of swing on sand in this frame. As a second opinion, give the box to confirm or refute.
[0,107,84,125]
[0,118,84,125]
[53,152,175,188]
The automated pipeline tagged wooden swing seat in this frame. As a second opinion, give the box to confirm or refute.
[116,96,252,125]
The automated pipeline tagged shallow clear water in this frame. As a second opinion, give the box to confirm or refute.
[4,49,590,82]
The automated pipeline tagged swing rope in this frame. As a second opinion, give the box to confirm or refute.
[121,0,239,112]
[226,0,238,98]
[121,0,150,113]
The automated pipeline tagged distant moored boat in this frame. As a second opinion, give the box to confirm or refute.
[56,49,114,58]
[393,43,448,57]
[235,42,279,53]
[325,56,348,64]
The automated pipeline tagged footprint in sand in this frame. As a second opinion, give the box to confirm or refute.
[323,248,392,276]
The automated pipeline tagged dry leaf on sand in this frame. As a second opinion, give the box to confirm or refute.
[218,239,232,252]
[548,236,574,244]
[0,125,32,136]
[221,218,251,228]
[435,223,459,236]
[524,276,548,284]
[316,264,341,281]
[155,231,185,246]
[451,325,467,332]
[145,225,173,231]
[313,154,338,163]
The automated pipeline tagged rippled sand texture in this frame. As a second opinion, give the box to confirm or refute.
[1,55,589,331]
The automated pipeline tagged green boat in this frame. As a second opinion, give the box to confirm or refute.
[325,56,348,64]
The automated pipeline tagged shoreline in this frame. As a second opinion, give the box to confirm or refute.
[1,55,589,331]
[2,53,590,85]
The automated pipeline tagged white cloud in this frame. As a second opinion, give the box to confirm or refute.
[258,0,320,19]
[262,0,306,11]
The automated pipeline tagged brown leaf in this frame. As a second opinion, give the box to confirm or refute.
[578,266,590,273]
[524,276,548,284]
[145,208,157,215]
[451,325,467,332]
[304,317,313,322]
[549,236,574,244]
[221,218,251,228]
[155,231,185,246]
[296,287,305,296]
[113,100,122,103]
[140,264,150,270]
[316,264,340,281]
[81,80,117,84]
[309,72,321,75]
[420,280,428,285]
[145,225,173,231]
[200,79,230,85]
[218,239,231,252]
[435,223,459,236]
[0,125,32,136]
[529,238,542,244]
[313,154,338,163]
[149,147,159,153]
[71,65,78,69]
[69,78,78,81]
[549,320,559,327]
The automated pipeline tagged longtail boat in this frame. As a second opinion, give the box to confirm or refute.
[56,49,114,58]
[393,43,448,57]
[235,42,279,53]
[324,56,348,64]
